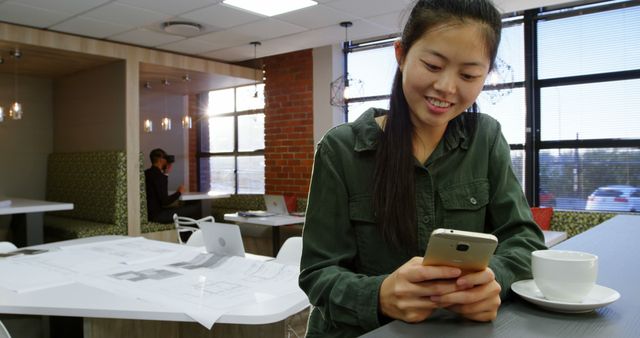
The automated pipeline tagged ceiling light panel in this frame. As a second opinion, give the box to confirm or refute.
[223,0,318,17]
[182,3,261,29]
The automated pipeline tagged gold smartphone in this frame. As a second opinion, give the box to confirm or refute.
[422,228,498,273]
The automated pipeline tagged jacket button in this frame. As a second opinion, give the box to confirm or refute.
[470,197,478,205]
[422,216,430,224]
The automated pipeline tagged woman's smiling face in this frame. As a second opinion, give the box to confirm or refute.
[396,21,491,134]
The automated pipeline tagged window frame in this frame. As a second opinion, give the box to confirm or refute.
[196,85,265,194]
[343,0,640,210]
[527,1,640,205]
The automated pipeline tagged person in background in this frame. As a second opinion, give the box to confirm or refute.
[163,155,175,176]
[298,0,547,337]
[144,148,199,223]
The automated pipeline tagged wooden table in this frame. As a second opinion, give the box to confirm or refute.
[0,198,73,246]
[361,215,640,338]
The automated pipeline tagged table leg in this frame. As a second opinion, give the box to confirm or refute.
[26,213,44,245]
[272,227,281,257]
[10,213,44,246]
[9,213,26,247]
[201,199,212,219]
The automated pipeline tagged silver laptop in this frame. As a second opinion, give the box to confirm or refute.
[199,222,245,257]
[264,194,289,215]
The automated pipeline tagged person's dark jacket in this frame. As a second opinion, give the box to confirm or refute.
[144,166,181,222]
[299,108,546,337]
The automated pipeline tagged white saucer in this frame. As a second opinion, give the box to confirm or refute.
[511,279,620,313]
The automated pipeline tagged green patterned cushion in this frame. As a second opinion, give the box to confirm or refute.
[44,151,177,241]
[210,195,308,220]
[142,221,175,233]
[211,194,265,221]
[296,198,307,212]
[211,194,265,210]
[44,215,127,239]
[550,210,618,237]
[46,151,127,227]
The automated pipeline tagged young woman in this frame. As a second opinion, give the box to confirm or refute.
[299,0,547,337]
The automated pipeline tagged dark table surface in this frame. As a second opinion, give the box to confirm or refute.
[361,215,640,338]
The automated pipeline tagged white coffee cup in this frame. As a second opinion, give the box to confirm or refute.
[531,250,598,303]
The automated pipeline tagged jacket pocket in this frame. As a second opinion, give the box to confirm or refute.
[438,179,489,231]
[349,196,392,274]
[349,195,376,223]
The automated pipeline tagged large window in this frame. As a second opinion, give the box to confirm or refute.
[198,84,265,194]
[535,2,640,211]
[346,44,395,122]
[345,0,640,212]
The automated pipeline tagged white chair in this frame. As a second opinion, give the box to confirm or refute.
[0,320,11,338]
[0,242,17,254]
[173,214,214,244]
[275,236,303,266]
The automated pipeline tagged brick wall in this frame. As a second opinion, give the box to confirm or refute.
[188,93,206,192]
[188,50,315,198]
[264,50,314,199]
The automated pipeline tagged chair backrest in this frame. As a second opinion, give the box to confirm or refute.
[0,242,17,254]
[275,236,303,266]
[531,207,554,230]
[0,320,11,338]
[173,214,215,244]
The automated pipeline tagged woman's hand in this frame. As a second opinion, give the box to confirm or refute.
[430,268,502,322]
[379,257,463,323]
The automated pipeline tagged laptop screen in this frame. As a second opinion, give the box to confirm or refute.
[199,222,245,257]
[264,194,289,215]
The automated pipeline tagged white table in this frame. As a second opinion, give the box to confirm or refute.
[0,198,74,246]
[178,192,230,219]
[224,213,305,256]
[542,230,567,247]
[0,236,309,338]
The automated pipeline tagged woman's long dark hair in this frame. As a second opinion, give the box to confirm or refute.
[373,0,502,252]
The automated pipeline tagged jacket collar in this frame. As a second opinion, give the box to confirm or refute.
[351,108,471,152]
[444,114,470,151]
[352,108,384,152]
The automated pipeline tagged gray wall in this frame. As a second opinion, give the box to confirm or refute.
[313,45,346,147]
[0,75,54,233]
[53,61,126,152]
[1,61,126,237]
[140,92,189,192]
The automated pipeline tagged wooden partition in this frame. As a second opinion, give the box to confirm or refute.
[0,23,256,236]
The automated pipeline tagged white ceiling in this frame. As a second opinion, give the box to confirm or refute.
[0,0,575,63]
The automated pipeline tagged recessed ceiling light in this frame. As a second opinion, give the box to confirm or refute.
[223,0,317,17]
[162,21,202,36]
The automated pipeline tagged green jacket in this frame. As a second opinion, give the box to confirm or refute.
[299,108,546,338]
